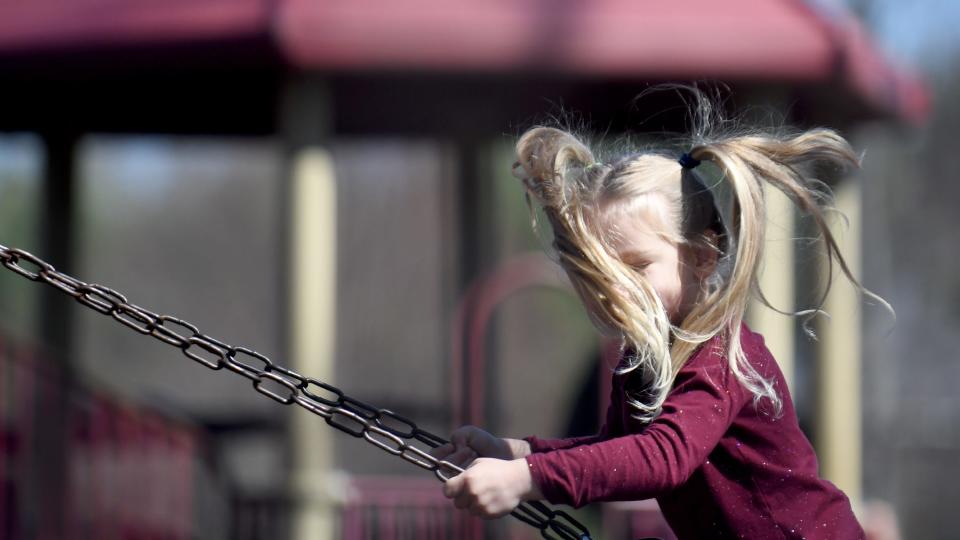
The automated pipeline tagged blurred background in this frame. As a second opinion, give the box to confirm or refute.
[0,0,954,539]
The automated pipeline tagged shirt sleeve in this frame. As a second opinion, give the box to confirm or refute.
[524,342,750,507]
[525,433,606,453]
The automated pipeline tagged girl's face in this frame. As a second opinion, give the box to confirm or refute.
[598,203,708,326]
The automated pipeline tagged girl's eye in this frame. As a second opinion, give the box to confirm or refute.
[629,262,650,272]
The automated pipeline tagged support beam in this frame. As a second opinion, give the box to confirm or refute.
[39,130,77,355]
[32,129,77,540]
[281,77,339,540]
[816,178,863,504]
[738,89,797,395]
[748,183,797,394]
[289,148,338,538]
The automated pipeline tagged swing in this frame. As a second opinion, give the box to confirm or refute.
[0,243,593,540]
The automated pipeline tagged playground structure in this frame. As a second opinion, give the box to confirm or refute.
[0,1,926,538]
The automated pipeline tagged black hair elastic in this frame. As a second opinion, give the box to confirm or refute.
[678,152,701,169]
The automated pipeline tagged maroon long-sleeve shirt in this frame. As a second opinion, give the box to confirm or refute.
[524,324,864,539]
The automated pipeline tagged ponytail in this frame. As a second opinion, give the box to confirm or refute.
[674,128,883,414]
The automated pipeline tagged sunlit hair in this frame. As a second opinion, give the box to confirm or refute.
[512,90,892,422]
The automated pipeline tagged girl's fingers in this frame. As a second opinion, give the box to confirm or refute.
[431,441,478,469]
[443,474,463,498]
[454,489,472,510]
[447,447,477,467]
[429,442,455,460]
[449,429,475,452]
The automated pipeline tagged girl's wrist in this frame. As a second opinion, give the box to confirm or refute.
[513,457,543,501]
[503,437,532,459]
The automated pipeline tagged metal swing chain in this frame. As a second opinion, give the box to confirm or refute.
[0,244,593,540]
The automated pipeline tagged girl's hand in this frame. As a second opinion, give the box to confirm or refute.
[442,457,543,518]
[429,425,531,467]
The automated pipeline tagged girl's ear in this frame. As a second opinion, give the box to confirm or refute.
[691,230,720,279]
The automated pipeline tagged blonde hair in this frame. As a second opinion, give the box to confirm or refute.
[513,94,890,422]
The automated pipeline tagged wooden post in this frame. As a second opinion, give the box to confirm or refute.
[36,129,77,540]
[816,178,863,504]
[281,76,339,540]
[748,183,797,393]
[39,130,76,356]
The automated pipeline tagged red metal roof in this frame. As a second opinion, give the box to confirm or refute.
[0,0,268,52]
[826,11,929,124]
[277,0,835,78]
[0,0,928,123]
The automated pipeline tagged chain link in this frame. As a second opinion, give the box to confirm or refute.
[0,245,593,540]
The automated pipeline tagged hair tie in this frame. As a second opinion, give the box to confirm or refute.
[678,153,701,169]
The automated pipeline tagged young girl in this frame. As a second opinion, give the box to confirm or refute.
[432,99,880,539]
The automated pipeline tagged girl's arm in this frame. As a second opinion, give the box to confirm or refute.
[525,347,752,507]
[523,419,610,453]
[442,349,749,518]
[524,432,607,453]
